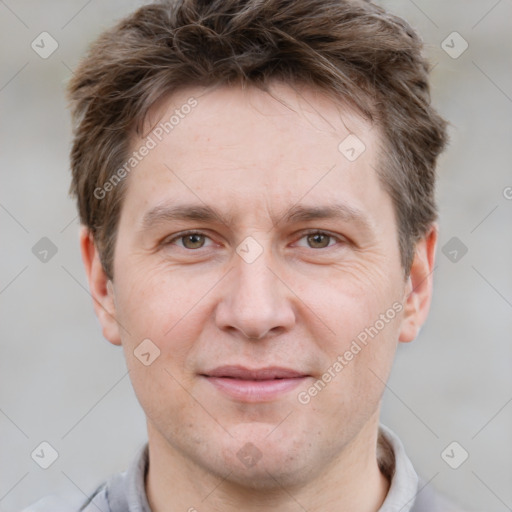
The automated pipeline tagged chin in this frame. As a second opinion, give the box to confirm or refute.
[211,431,315,490]
[219,455,312,492]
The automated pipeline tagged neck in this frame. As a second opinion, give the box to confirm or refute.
[145,417,390,512]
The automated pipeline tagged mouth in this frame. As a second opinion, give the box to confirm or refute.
[200,365,310,402]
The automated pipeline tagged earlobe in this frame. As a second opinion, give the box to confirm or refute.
[398,224,438,343]
[79,226,122,346]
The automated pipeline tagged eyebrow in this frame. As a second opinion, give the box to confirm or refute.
[140,202,374,234]
[282,203,373,233]
[140,204,233,231]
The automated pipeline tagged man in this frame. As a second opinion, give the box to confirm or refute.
[28,0,470,510]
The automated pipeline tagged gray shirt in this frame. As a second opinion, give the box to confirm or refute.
[23,424,468,512]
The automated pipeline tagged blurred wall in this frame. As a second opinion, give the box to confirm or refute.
[0,1,511,510]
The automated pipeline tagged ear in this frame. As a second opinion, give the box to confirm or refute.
[79,226,122,346]
[398,223,438,343]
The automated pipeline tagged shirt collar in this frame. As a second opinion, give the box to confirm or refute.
[108,423,418,512]
[376,424,419,512]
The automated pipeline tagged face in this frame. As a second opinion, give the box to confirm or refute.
[83,82,435,489]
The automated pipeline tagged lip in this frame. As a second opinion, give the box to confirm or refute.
[201,365,310,402]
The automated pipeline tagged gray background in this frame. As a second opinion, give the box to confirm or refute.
[1,0,511,510]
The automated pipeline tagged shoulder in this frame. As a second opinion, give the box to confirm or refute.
[22,443,147,512]
[21,485,108,512]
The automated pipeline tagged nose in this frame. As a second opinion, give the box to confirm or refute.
[214,243,296,340]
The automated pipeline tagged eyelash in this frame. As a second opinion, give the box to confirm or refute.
[163,229,345,250]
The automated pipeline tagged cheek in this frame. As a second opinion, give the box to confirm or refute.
[299,264,400,348]
[113,261,217,341]
[128,358,200,441]
[304,270,402,404]
[113,264,213,411]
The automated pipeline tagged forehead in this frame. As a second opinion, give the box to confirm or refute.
[122,82,387,228]
[142,82,376,160]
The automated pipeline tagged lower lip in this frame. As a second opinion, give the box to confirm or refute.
[204,376,308,402]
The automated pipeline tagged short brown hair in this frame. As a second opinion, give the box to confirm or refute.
[68,0,448,280]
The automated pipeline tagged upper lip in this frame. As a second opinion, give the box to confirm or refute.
[202,365,308,380]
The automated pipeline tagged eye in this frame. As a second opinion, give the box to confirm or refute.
[165,231,213,250]
[295,231,342,249]
[162,230,344,252]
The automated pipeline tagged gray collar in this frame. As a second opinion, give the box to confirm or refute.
[377,424,419,512]
[101,424,419,512]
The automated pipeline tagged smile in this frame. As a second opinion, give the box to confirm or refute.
[201,365,310,402]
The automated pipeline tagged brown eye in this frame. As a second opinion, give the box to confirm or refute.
[306,233,332,248]
[181,233,206,249]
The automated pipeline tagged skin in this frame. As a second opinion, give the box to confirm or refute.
[81,82,437,512]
